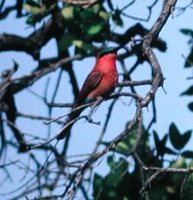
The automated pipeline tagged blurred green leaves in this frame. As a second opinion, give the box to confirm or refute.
[180,28,193,113]
[153,131,176,158]
[181,85,193,112]
[101,124,149,156]
[169,123,192,151]
[112,9,124,27]
[94,122,193,200]
[24,0,56,25]
[153,123,192,158]
[180,28,193,68]
[61,6,74,20]
[93,156,140,200]
[181,85,193,96]
[60,3,110,53]
[23,1,128,54]
[181,29,193,37]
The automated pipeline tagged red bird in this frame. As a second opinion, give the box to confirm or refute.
[57,47,119,140]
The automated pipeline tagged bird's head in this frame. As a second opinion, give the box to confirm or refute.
[95,47,120,68]
[98,46,120,58]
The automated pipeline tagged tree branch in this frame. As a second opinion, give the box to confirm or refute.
[0,12,65,59]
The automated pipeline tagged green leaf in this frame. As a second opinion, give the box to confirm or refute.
[25,0,40,7]
[73,40,95,52]
[183,130,192,139]
[181,174,193,199]
[112,9,124,27]
[77,5,104,23]
[153,130,176,157]
[61,6,74,20]
[42,0,56,8]
[185,48,193,67]
[116,141,130,155]
[169,123,191,150]
[78,8,96,21]
[26,14,43,25]
[87,3,100,14]
[153,131,166,157]
[79,7,108,36]
[102,124,150,157]
[73,40,95,55]
[182,150,193,158]
[188,102,193,111]
[164,147,177,155]
[23,4,41,15]
[107,155,114,168]
[180,28,193,37]
[87,23,103,35]
[101,132,138,156]
[170,157,186,168]
[93,173,104,198]
[169,123,181,150]
[24,1,54,25]
[109,123,149,156]
[99,11,109,22]
[106,156,128,186]
[116,133,138,155]
[181,85,193,96]
[153,130,159,146]
[58,35,75,51]
[93,156,130,199]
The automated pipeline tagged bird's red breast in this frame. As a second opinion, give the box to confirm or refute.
[88,53,118,98]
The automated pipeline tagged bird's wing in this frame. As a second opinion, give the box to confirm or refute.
[75,70,103,105]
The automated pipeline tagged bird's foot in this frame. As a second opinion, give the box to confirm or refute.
[88,96,103,118]
[86,115,101,125]
[91,96,103,109]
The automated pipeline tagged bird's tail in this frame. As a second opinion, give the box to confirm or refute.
[56,104,83,140]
